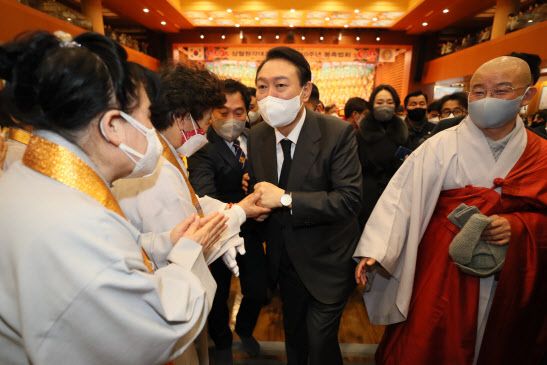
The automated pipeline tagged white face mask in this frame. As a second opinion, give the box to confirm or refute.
[175,114,208,157]
[248,110,260,124]
[428,117,440,123]
[213,116,245,142]
[258,88,304,128]
[468,88,529,129]
[100,111,162,179]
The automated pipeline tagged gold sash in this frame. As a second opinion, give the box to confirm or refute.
[157,132,204,218]
[8,128,31,145]
[22,135,154,273]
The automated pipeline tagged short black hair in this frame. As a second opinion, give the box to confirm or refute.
[256,46,312,87]
[128,62,161,106]
[404,90,428,108]
[223,79,251,112]
[0,31,140,142]
[344,97,368,119]
[508,52,541,84]
[152,63,225,131]
[247,86,256,98]
[310,83,320,102]
[427,100,442,113]
[369,84,401,108]
[439,92,468,111]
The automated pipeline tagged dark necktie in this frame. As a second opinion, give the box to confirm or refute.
[278,139,292,189]
[232,138,247,172]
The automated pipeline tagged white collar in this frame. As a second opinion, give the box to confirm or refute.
[275,108,306,145]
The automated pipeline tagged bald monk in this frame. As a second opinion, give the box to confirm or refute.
[354,56,547,364]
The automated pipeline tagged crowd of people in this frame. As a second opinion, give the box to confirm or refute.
[0,30,546,365]
[438,0,546,58]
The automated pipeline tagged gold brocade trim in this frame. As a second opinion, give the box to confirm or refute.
[8,128,31,145]
[157,132,204,218]
[22,135,154,273]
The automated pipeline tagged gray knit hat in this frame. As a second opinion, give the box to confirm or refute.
[448,204,508,277]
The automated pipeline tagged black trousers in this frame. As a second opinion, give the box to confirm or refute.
[278,248,348,365]
[208,232,268,350]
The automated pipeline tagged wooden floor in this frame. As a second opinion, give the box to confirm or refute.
[216,276,385,363]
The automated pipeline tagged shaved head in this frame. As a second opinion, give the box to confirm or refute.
[471,56,532,88]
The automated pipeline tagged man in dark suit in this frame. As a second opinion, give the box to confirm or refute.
[247,47,362,365]
[187,79,268,365]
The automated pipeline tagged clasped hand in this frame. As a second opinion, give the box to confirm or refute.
[254,181,286,209]
[170,213,228,252]
[236,190,271,222]
[480,214,511,245]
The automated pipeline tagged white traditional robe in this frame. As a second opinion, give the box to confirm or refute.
[0,131,215,365]
[112,133,246,266]
[353,117,527,354]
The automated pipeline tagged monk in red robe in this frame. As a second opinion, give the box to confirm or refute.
[353,56,547,364]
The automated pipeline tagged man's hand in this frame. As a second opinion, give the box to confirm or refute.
[254,181,285,209]
[171,213,229,252]
[235,190,271,219]
[355,257,376,285]
[0,135,7,170]
[242,173,250,194]
[481,215,511,245]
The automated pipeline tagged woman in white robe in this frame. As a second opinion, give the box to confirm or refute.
[0,31,227,365]
[112,64,270,365]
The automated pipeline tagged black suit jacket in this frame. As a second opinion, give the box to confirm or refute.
[188,127,249,204]
[248,108,362,304]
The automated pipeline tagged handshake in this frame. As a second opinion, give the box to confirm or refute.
[241,173,290,210]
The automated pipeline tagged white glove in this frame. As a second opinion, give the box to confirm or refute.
[222,247,239,277]
[221,241,246,277]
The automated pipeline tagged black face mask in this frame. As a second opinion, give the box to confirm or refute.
[407,107,427,122]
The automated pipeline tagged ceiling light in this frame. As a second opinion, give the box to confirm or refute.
[143,8,149,13]
[209,17,213,21]
[258,32,262,39]
[320,36,324,40]
[356,34,360,40]
[325,17,330,21]
[200,33,204,39]
[443,9,449,13]
[373,17,378,21]
[161,21,166,25]
[354,9,359,13]
[290,9,295,12]
[344,24,348,28]
[302,33,305,40]
[338,32,342,41]
[255,17,259,20]
[240,30,243,39]
[290,24,294,27]
[376,36,380,41]
[422,22,428,26]
[276,33,280,39]
[227,9,232,13]
[235,23,240,27]
[528,19,533,22]
[222,33,226,39]
[67,17,72,21]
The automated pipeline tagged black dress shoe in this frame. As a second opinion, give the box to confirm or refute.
[239,335,260,357]
[215,347,233,365]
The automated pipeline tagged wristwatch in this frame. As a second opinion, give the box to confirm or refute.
[280,192,292,207]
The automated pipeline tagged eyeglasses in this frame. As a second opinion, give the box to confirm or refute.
[441,108,466,117]
[468,85,528,100]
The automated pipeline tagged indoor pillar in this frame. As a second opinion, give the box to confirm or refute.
[491,0,520,39]
[81,0,104,35]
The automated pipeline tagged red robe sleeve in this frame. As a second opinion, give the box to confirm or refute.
[477,211,547,365]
